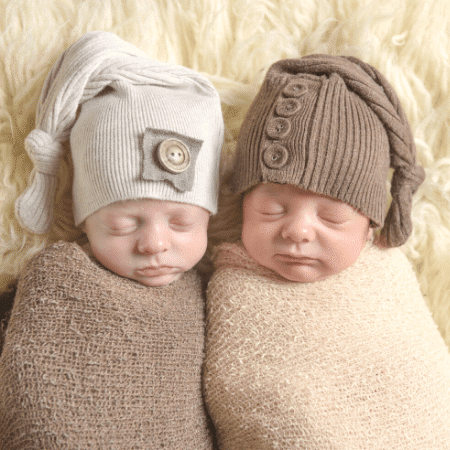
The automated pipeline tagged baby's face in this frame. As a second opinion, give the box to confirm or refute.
[242,183,373,283]
[83,199,209,286]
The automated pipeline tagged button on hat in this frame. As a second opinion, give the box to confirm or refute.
[158,139,191,174]
[263,144,289,169]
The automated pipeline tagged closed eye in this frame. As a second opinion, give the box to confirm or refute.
[316,200,357,225]
[320,217,348,226]
[169,215,196,231]
[170,222,194,231]
[108,225,138,236]
[318,211,355,226]
[255,199,286,216]
[105,219,139,235]
[257,209,286,221]
[262,211,285,216]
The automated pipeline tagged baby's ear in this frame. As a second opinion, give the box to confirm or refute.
[367,227,374,241]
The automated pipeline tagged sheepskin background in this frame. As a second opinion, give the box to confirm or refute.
[1,0,450,346]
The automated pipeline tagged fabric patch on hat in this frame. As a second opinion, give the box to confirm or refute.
[142,128,203,192]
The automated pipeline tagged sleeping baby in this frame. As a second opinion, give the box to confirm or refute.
[0,31,223,449]
[203,55,450,449]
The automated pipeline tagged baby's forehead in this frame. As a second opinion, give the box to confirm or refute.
[98,198,207,217]
[250,183,351,207]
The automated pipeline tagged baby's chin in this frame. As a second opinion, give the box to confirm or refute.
[274,268,328,283]
[266,259,334,283]
[133,271,183,287]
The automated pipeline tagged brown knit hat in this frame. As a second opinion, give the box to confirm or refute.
[232,55,425,247]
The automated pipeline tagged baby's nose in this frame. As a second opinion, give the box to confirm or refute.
[137,224,169,255]
[280,213,316,243]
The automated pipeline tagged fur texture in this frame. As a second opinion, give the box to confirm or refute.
[1,0,450,346]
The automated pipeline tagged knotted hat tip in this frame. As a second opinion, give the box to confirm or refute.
[15,130,65,234]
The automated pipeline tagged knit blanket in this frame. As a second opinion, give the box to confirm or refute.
[204,242,450,449]
[0,241,213,449]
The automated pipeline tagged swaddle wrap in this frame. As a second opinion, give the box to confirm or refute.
[0,241,213,449]
[204,242,450,449]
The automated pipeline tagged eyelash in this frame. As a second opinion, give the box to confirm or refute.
[320,217,347,226]
[170,223,187,230]
[109,223,193,235]
[170,221,195,232]
[258,204,286,215]
[260,211,286,221]
[109,225,137,235]
[258,209,351,225]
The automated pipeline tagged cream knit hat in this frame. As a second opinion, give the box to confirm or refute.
[232,55,425,247]
[15,31,224,234]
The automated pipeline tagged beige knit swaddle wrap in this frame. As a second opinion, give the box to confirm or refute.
[204,243,450,449]
[0,241,213,449]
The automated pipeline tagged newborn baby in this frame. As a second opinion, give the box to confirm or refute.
[0,31,223,449]
[203,55,450,449]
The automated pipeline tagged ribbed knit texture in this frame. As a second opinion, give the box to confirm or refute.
[204,242,450,449]
[232,55,425,247]
[0,241,214,449]
[70,75,223,226]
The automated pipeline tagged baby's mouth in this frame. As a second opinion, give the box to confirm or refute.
[275,253,317,264]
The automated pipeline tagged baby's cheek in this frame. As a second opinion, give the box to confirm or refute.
[93,239,130,270]
[242,236,268,269]
[328,240,363,274]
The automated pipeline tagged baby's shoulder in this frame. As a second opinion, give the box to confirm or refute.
[21,240,92,277]
[359,243,417,280]
[16,241,101,298]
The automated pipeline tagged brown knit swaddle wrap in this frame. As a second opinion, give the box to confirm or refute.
[0,241,213,449]
[203,243,450,449]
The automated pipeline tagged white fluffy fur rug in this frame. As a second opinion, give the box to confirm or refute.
[1,0,450,346]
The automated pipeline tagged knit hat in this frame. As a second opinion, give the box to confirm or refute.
[232,55,425,247]
[15,31,224,234]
